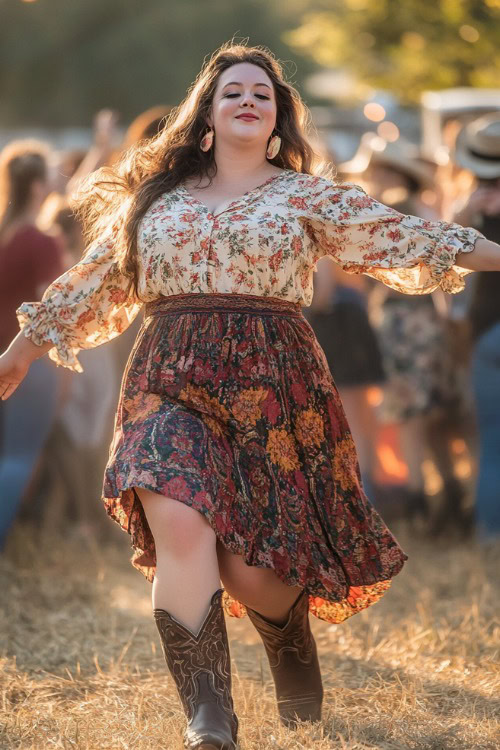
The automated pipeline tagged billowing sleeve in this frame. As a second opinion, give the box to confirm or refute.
[306,180,485,295]
[16,238,142,373]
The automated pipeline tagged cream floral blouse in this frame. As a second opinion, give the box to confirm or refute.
[17,169,483,373]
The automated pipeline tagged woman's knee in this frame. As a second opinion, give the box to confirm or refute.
[217,545,280,602]
[135,487,215,556]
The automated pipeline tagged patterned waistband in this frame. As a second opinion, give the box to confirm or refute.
[144,293,304,319]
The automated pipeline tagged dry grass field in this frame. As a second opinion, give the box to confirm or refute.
[1,519,499,750]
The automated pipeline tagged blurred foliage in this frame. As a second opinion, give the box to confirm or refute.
[0,0,316,127]
[285,0,500,103]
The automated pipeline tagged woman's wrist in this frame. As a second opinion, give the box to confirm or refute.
[6,330,52,365]
[456,237,500,272]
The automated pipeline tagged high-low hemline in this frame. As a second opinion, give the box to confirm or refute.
[101,293,407,626]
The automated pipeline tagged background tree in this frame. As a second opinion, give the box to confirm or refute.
[284,0,500,103]
[0,0,315,127]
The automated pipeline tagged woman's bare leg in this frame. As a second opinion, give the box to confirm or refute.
[135,487,221,635]
[216,541,303,625]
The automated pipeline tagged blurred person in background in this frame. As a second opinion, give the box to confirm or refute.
[453,113,500,541]
[61,109,122,198]
[0,140,64,550]
[1,43,499,749]
[341,135,471,534]
[62,105,173,200]
[121,104,174,150]
[305,259,385,501]
[29,197,121,541]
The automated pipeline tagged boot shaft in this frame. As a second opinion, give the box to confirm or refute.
[154,588,238,747]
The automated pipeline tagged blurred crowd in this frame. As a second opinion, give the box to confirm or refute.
[0,95,499,553]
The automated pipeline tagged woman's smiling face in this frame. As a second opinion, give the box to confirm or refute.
[209,62,277,148]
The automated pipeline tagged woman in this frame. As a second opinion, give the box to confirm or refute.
[0,44,498,749]
[0,140,64,550]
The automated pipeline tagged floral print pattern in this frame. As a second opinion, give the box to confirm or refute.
[103,292,408,625]
[17,170,483,373]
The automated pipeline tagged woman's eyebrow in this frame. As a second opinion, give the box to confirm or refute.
[221,82,271,90]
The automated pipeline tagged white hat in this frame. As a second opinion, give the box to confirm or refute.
[454,112,500,179]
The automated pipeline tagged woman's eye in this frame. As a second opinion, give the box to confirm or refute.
[224,93,270,100]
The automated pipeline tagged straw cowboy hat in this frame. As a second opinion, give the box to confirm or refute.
[454,112,500,179]
[339,132,435,189]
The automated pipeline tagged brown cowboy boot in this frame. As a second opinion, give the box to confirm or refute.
[154,588,238,749]
[246,588,323,728]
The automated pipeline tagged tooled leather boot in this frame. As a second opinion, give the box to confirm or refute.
[246,588,323,728]
[154,588,238,749]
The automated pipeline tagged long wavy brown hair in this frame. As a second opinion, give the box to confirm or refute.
[0,139,50,241]
[72,42,332,297]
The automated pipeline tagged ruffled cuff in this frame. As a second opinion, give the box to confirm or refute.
[364,224,485,296]
[427,224,485,294]
[16,302,83,373]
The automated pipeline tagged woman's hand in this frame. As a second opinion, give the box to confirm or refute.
[0,349,31,400]
[0,331,53,400]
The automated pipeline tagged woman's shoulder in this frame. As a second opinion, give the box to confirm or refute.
[285,170,358,196]
[283,171,362,211]
[286,170,333,187]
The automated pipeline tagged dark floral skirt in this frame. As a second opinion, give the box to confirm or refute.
[103,292,407,624]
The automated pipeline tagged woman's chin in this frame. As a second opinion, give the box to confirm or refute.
[226,133,267,149]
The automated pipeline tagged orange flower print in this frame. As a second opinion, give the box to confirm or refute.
[76,308,96,326]
[124,392,163,424]
[231,388,268,426]
[201,414,226,438]
[108,287,129,305]
[294,407,324,449]
[266,428,301,472]
[179,384,230,424]
[333,436,358,491]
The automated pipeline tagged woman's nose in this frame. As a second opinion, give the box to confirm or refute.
[240,94,255,107]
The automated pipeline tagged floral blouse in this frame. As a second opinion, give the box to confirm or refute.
[17,169,483,373]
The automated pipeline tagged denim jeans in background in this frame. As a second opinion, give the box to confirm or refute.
[471,322,500,540]
[0,357,60,550]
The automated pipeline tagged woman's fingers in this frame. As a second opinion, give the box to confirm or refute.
[0,381,18,400]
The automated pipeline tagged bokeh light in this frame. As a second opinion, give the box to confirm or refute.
[401,32,426,51]
[459,25,480,42]
[420,189,438,206]
[433,145,450,166]
[370,135,387,152]
[363,102,386,122]
[377,121,400,142]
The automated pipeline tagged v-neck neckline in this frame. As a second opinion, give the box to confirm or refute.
[179,169,293,218]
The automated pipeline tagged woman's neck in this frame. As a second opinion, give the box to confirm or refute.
[211,145,272,184]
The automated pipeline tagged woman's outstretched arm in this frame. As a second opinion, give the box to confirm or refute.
[456,237,500,271]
